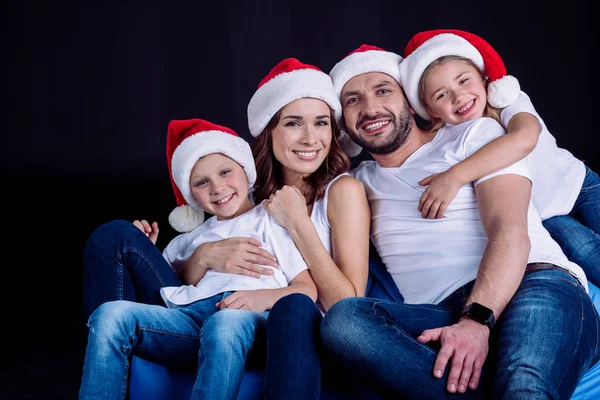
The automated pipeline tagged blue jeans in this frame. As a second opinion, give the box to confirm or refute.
[79,293,268,400]
[82,219,182,321]
[543,165,600,287]
[321,270,600,399]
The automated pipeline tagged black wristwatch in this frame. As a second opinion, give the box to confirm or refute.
[460,302,495,330]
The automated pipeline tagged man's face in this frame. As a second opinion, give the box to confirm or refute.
[340,72,413,155]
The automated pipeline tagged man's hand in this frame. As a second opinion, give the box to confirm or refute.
[418,318,489,393]
[133,219,159,245]
[216,289,274,313]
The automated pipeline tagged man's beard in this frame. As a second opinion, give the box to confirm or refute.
[345,101,413,155]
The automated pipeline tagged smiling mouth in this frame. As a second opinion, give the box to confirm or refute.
[292,149,321,159]
[455,99,475,115]
[214,193,234,205]
[360,119,391,134]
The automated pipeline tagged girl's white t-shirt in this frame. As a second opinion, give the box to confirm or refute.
[501,91,585,220]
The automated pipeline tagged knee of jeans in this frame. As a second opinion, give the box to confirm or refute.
[88,301,137,338]
[270,293,317,318]
[320,298,363,348]
[202,309,261,348]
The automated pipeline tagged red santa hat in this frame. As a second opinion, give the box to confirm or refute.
[400,29,521,121]
[166,118,257,233]
[247,57,342,138]
[329,45,404,157]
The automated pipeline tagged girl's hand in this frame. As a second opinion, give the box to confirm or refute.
[216,289,274,313]
[263,185,310,230]
[418,170,463,219]
[133,219,159,244]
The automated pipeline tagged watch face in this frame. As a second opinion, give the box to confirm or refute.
[464,302,495,328]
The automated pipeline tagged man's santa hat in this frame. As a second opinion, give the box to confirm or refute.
[247,57,341,138]
[329,45,404,157]
[166,118,256,233]
[400,29,521,121]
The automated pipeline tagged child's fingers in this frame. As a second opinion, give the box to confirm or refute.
[428,201,441,219]
[419,175,434,186]
[437,202,449,219]
[418,192,429,212]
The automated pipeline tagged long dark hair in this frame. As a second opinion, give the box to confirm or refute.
[251,107,350,205]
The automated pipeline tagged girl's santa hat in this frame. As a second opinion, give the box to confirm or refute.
[329,45,403,157]
[166,118,256,233]
[247,57,342,138]
[400,29,521,121]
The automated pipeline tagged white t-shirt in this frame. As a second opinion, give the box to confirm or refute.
[160,204,308,307]
[352,117,587,305]
[501,91,585,220]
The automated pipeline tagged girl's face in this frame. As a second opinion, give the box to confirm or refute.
[189,153,252,220]
[271,98,332,183]
[423,59,488,125]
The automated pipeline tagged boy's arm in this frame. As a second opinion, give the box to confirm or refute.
[215,270,317,313]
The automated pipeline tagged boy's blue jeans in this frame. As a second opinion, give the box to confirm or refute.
[543,165,600,287]
[79,294,268,400]
[321,269,600,399]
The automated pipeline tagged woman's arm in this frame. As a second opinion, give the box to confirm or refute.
[177,237,279,285]
[419,112,540,219]
[264,175,371,312]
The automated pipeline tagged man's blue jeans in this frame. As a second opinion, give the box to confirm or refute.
[321,270,600,399]
[543,165,600,287]
[82,219,183,322]
[79,294,268,400]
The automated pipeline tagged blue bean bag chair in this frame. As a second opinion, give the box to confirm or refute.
[129,248,600,399]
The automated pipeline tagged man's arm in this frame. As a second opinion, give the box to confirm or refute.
[418,173,531,394]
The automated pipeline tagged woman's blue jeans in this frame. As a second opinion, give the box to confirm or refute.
[321,270,600,399]
[82,219,182,322]
[543,165,600,287]
[79,294,268,400]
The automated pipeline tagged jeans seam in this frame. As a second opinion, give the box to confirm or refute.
[371,301,438,358]
[127,247,172,288]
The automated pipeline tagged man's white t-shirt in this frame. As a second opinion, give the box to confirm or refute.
[352,117,588,305]
[501,91,585,220]
[160,204,308,307]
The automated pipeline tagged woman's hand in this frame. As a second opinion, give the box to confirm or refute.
[133,219,159,245]
[263,185,310,231]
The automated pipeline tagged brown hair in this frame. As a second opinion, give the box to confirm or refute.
[251,107,350,205]
[418,55,501,133]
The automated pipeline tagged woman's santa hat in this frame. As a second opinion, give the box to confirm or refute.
[247,57,342,138]
[166,118,257,233]
[400,29,521,121]
[329,45,404,157]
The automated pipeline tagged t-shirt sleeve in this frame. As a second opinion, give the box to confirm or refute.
[264,217,309,283]
[500,91,543,132]
[461,118,532,186]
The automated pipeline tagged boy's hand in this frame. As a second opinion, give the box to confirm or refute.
[216,289,274,313]
[418,170,463,219]
[132,219,159,245]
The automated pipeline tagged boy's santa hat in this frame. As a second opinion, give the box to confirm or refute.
[329,45,404,157]
[247,57,341,138]
[400,29,521,121]
[166,118,256,233]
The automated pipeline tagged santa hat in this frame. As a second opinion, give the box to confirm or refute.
[400,29,521,121]
[247,57,341,138]
[166,118,257,233]
[329,45,404,157]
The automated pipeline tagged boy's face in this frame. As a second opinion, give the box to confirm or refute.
[423,59,487,125]
[189,153,252,220]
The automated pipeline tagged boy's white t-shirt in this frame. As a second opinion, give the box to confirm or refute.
[352,117,587,305]
[160,204,308,308]
[501,91,585,220]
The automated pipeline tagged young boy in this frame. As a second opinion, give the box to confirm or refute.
[79,118,317,400]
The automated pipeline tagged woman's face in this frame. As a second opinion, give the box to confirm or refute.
[271,98,332,182]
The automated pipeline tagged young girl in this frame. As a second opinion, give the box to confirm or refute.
[79,118,317,400]
[399,29,600,287]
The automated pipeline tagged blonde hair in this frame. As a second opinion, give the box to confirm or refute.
[418,55,501,133]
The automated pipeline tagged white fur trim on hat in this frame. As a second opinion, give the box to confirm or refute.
[487,75,520,108]
[171,130,257,211]
[338,130,363,157]
[247,69,341,137]
[399,34,484,121]
[168,205,205,233]
[329,49,403,98]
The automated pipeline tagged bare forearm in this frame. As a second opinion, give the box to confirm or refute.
[177,243,210,285]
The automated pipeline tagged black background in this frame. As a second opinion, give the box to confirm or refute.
[3,0,598,397]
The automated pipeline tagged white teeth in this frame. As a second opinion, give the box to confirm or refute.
[456,100,474,114]
[215,194,233,204]
[364,121,389,130]
[294,151,317,157]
